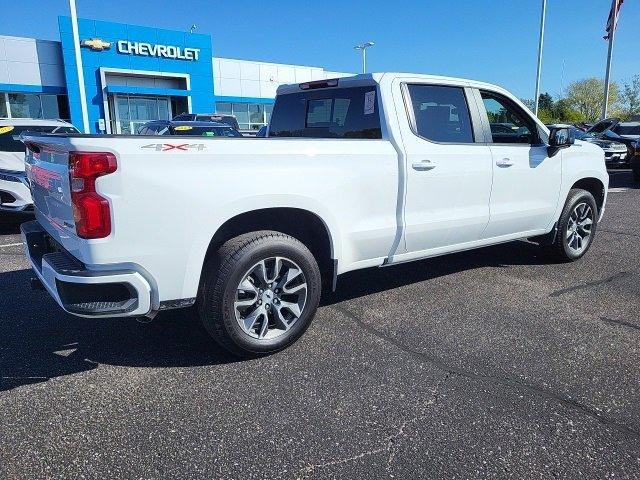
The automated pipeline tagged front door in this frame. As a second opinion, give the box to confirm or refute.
[478,90,561,238]
[400,83,493,253]
[111,95,172,134]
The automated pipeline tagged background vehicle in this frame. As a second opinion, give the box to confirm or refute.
[20,73,608,357]
[548,124,628,168]
[255,126,267,138]
[138,120,243,137]
[172,113,240,131]
[0,118,78,213]
[587,118,640,167]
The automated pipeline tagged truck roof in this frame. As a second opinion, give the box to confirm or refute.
[276,72,512,96]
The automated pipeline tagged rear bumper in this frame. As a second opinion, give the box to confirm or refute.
[21,220,153,318]
[0,173,33,212]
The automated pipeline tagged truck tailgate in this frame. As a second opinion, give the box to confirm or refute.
[23,136,78,247]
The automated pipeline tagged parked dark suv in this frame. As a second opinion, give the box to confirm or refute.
[172,113,240,131]
[587,118,640,171]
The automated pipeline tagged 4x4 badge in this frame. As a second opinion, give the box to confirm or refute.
[141,143,206,151]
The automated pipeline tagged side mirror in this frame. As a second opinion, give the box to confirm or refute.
[548,127,575,157]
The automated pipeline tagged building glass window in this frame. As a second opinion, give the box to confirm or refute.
[232,103,250,130]
[41,95,60,119]
[249,104,264,130]
[215,101,274,131]
[0,94,7,118]
[265,104,273,123]
[216,102,232,116]
[4,93,67,120]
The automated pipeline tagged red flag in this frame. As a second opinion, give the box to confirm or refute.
[604,0,624,40]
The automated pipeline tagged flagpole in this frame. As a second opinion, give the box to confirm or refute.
[533,0,547,117]
[69,0,90,133]
[601,0,617,120]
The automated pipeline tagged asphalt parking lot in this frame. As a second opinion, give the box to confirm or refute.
[0,170,638,479]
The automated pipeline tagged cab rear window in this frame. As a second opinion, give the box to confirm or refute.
[269,86,381,139]
[0,125,78,152]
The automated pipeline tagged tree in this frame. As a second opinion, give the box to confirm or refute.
[538,92,554,111]
[566,77,618,122]
[551,99,584,123]
[520,98,536,112]
[618,75,640,120]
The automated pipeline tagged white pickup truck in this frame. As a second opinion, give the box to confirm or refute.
[20,73,608,356]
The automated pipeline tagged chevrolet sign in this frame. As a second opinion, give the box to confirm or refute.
[80,38,112,51]
[116,41,200,61]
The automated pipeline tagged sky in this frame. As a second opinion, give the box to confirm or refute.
[1,0,637,100]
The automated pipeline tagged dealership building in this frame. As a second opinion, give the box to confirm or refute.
[0,17,350,134]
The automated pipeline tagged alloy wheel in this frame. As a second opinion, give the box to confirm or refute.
[566,202,594,255]
[234,256,308,340]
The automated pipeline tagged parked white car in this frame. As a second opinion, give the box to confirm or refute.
[0,118,78,212]
[20,73,608,356]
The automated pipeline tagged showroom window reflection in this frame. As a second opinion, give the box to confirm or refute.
[0,92,70,120]
[216,102,273,131]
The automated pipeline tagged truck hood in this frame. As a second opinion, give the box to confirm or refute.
[0,152,26,172]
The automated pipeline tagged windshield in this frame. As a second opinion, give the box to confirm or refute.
[169,126,242,137]
[0,125,78,152]
[571,127,593,140]
[613,124,640,136]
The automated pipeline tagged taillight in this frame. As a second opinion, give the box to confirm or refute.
[69,152,117,239]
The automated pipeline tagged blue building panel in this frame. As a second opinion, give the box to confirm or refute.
[58,16,214,133]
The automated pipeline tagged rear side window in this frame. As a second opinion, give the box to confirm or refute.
[269,86,381,139]
[0,125,78,152]
[406,85,474,143]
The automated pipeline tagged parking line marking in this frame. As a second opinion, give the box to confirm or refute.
[0,242,23,248]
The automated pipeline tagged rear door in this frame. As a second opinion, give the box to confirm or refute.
[399,82,493,252]
[477,90,561,238]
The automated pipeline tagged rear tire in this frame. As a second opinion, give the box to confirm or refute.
[545,188,598,262]
[198,231,321,357]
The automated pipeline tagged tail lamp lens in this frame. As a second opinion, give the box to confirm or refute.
[69,152,117,239]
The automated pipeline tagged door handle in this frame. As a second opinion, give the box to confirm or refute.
[496,158,514,167]
[412,159,436,171]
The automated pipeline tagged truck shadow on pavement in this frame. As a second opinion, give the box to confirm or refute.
[1,239,551,392]
[0,269,243,392]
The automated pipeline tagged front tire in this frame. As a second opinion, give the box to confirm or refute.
[546,188,598,262]
[198,231,321,357]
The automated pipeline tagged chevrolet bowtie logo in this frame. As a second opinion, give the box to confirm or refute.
[80,38,112,51]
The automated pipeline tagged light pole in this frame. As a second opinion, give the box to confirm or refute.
[533,0,547,117]
[354,42,374,74]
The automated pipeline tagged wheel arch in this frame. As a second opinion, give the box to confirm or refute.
[199,207,338,293]
[570,177,606,214]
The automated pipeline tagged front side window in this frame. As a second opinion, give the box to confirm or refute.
[406,85,474,143]
[269,86,381,139]
[481,92,537,144]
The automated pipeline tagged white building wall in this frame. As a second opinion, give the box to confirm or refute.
[214,57,352,100]
[0,36,65,87]
[0,34,352,100]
